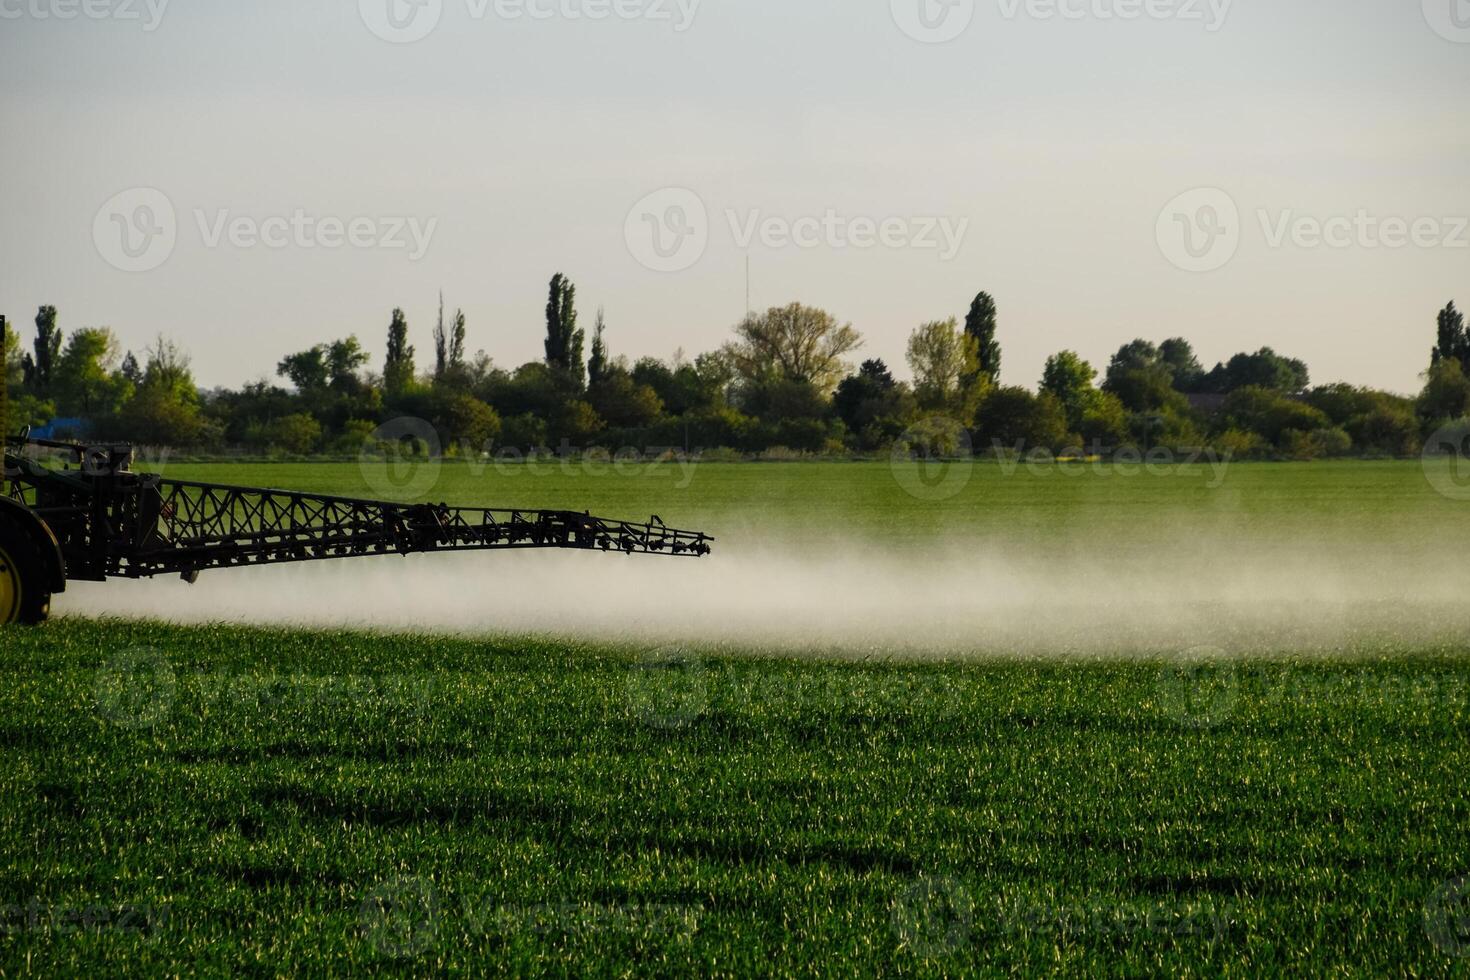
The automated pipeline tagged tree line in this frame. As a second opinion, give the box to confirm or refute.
[3,283,1468,460]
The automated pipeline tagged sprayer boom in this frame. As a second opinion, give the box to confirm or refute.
[0,435,712,625]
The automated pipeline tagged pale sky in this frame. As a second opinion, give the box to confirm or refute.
[2,0,1467,394]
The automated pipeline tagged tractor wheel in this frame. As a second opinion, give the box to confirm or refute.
[0,519,51,626]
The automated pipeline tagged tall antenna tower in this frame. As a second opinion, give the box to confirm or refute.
[745,254,751,318]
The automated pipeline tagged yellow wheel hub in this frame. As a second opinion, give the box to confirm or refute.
[0,545,22,625]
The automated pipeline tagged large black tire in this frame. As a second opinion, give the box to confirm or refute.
[0,517,51,626]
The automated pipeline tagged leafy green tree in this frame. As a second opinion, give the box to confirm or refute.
[432,391,501,452]
[1419,358,1470,425]
[1221,387,1332,447]
[589,367,663,429]
[587,308,609,387]
[114,337,208,445]
[833,360,915,450]
[258,413,322,454]
[277,346,330,393]
[431,295,468,383]
[1199,348,1309,394]
[963,292,1001,385]
[54,327,131,419]
[907,318,977,411]
[1039,350,1098,433]
[450,311,466,372]
[23,305,62,392]
[544,273,585,388]
[1432,301,1469,372]
[486,362,570,420]
[500,413,548,452]
[1159,338,1205,391]
[1079,390,1129,447]
[555,400,603,445]
[384,308,415,399]
[0,317,13,436]
[433,292,449,380]
[326,337,369,393]
[727,303,862,394]
[119,351,143,386]
[974,386,1068,452]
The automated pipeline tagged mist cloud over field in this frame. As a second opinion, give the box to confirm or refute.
[58,531,1470,656]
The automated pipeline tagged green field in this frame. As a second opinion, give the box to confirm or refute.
[149,456,1465,550]
[4,460,1470,975]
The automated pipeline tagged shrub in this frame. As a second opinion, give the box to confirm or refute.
[1222,387,1332,446]
[1282,427,1352,460]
